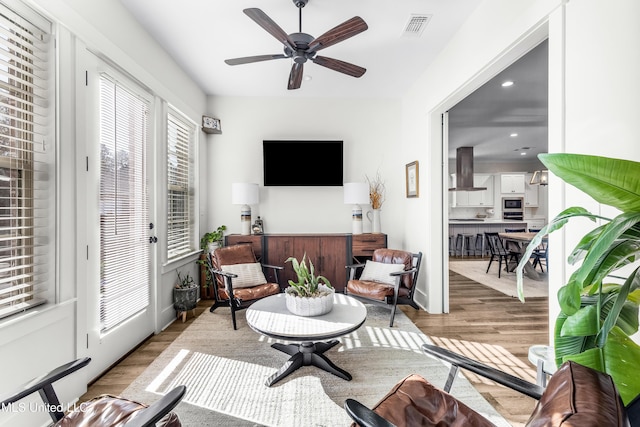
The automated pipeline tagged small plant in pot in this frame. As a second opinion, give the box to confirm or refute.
[173,271,198,315]
[285,254,334,316]
[200,225,227,253]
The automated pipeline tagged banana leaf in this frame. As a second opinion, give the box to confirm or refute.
[539,153,640,212]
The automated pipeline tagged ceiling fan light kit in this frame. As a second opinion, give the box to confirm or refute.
[225,0,368,90]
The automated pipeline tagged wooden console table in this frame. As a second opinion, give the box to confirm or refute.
[225,233,387,292]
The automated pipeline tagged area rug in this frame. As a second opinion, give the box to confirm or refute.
[449,260,548,298]
[122,305,510,426]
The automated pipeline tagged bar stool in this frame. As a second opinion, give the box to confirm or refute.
[455,233,475,257]
[475,233,486,257]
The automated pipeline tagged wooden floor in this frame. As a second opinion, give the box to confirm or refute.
[82,268,549,426]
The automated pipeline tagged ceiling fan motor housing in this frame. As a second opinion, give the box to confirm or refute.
[293,0,309,8]
[285,33,315,63]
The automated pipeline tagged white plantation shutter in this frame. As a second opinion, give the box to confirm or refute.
[0,4,53,320]
[166,109,195,260]
[99,75,150,332]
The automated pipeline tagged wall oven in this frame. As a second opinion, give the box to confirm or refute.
[503,197,524,221]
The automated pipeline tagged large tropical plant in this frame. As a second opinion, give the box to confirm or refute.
[516,153,640,404]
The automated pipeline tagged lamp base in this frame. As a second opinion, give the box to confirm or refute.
[352,205,363,235]
[240,205,251,235]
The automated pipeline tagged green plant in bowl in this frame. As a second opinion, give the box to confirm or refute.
[286,253,333,297]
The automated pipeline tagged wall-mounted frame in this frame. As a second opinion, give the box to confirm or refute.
[405,161,419,198]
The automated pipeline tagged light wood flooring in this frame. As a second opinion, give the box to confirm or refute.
[82,268,549,426]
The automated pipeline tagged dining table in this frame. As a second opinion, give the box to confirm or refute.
[498,232,547,281]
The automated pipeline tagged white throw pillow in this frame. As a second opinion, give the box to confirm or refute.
[220,262,267,288]
[359,260,405,285]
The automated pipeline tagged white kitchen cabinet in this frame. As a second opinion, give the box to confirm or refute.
[524,173,539,207]
[450,174,494,207]
[501,174,526,194]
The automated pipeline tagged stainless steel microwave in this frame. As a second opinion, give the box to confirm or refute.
[503,198,523,209]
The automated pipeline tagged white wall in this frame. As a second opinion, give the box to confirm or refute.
[0,1,207,423]
[203,96,406,248]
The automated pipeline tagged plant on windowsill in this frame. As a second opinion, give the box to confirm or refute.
[516,153,640,405]
[285,254,334,317]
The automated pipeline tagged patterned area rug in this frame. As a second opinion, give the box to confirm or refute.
[123,304,510,426]
[449,259,548,298]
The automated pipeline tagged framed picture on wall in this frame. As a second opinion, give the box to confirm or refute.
[406,161,419,198]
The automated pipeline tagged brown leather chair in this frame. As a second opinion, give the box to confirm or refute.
[0,357,184,426]
[207,244,283,329]
[345,344,640,427]
[345,249,422,327]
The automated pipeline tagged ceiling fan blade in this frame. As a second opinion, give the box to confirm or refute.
[312,56,366,78]
[225,54,288,66]
[307,16,368,53]
[288,62,303,90]
[243,8,297,51]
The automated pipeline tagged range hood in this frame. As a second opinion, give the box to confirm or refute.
[448,147,487,191]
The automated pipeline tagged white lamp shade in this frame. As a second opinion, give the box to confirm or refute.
[343,182,369,205]
[231,183,259,205]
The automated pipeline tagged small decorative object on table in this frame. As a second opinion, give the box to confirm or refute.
[252,216,264,234]
[285,254,334,316]
[173,271,198,322]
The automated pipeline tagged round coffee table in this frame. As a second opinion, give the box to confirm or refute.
[246,292,367,386]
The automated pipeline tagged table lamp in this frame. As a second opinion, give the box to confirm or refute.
[344,182,370,235]
[232,183,259,235]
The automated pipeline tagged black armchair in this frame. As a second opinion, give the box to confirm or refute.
[0,357,185,426]
[345,344,639,427]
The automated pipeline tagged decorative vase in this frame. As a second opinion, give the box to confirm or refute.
[285,284,334,317]
[367,209,382,233]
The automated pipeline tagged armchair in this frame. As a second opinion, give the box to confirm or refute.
[207,243,283,329]
[345,344,639,427]
[0,357,185,426]
[345,249,422,327]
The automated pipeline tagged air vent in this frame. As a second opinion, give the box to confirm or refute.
[402,14,431,37]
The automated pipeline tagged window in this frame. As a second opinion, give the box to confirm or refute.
[166,108,196,261]
[0,4,53,320]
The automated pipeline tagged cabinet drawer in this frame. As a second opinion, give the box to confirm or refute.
[352,234,387,256]
[225,234,263,258]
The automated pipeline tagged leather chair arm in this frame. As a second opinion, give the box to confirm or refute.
[0,357,91,406]
[389,267,417,277]
[123,385,186,427]
[422,344,544,399]
[344,398,396,427]
[261,264,284,271]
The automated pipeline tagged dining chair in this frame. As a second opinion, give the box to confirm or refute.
[484,232,520,278]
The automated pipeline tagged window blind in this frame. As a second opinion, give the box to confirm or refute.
[0,4,52,320]
[166,109,195,260]
[99,75,150,332]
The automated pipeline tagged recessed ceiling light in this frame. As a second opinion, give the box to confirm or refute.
[510,133,518,137]
[501,80,514,87]
[303,75,313,81]
[520,152,527,156]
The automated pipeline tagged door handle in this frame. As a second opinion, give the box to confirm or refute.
[149,236,158,243]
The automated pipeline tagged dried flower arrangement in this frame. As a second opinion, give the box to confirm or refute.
[366,172,385,209]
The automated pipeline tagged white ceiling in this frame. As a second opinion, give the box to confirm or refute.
[118,0,547,162]
[118,0,482,98]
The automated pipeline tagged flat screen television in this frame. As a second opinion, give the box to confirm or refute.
[263,140,343,186]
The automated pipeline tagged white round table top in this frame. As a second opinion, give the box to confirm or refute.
[246,293,367,341]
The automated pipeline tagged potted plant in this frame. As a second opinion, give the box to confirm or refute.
[285,254,334,316]
[516,153,640,404]
[200,225,227,253]
[173,271,198,321]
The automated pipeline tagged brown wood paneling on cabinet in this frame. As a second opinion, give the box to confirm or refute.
[265,235,349,293]
[225,234,264,260]
[352,233,387,257]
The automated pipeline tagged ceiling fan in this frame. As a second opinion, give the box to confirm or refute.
[224,0,368,90]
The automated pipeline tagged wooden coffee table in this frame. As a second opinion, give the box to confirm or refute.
[246,293,367,386]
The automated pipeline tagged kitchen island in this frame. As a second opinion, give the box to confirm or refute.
[449,219,527,257]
